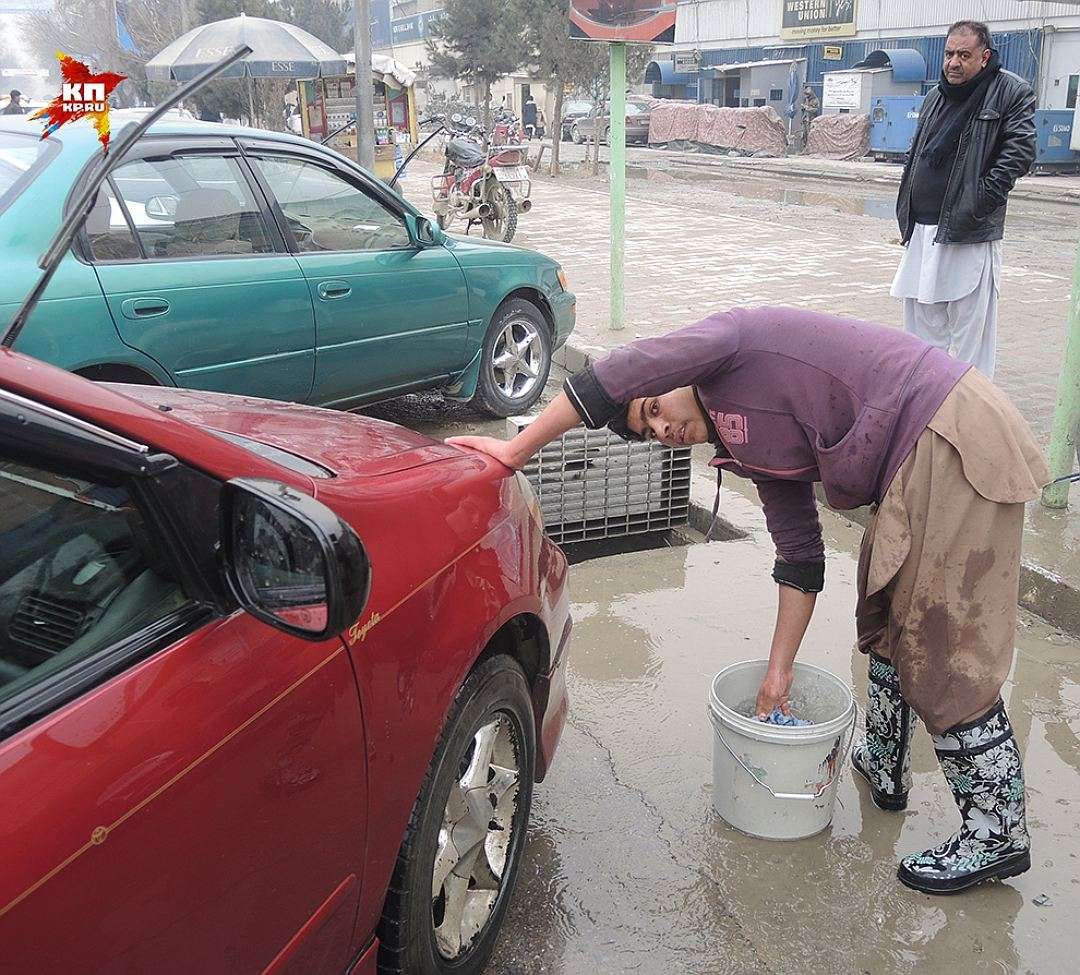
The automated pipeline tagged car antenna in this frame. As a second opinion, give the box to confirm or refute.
[0,45,253,350]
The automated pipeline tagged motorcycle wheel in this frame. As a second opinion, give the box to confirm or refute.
[481,183,518,244]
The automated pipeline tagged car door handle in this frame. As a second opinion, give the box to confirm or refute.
[317,281,352,300]
[120,297,170,320]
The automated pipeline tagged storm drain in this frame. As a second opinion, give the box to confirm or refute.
[508,417,692,544]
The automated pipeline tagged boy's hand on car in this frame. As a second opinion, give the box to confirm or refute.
[446,436,524,470]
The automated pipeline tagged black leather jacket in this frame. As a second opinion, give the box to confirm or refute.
[897,70,1036,245]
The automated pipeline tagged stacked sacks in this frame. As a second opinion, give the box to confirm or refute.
[806,113,871,160]
[697,105,786,155]
[648,102,787,156]
[647,100,699,144]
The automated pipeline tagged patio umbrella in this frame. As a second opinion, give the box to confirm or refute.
[145,13,347,82]
[785,61,800,121]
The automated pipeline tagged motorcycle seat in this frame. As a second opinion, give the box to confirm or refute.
[447,138,486,168]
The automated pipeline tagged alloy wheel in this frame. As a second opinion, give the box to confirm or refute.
[431,713,521,959]
[487,316,543,403]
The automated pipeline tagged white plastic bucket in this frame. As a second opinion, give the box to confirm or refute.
[708,659,856,840]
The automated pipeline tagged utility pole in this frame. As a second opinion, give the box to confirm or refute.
[1042,238,1080,508]
[353,0,376,171]
[608,41,626,331]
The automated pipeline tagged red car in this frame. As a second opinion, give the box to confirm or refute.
[0,348,571,975]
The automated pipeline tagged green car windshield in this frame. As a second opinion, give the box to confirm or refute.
[0,131,56,214]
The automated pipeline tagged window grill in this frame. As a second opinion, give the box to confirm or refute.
[508,418,692,544]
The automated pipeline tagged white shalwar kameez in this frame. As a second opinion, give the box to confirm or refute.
[891,223,1002,379]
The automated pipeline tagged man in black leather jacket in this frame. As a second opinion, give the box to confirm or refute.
[891,20,1035,380]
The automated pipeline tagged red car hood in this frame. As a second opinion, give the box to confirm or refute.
[112,385,457,477]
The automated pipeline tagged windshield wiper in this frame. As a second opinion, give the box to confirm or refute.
[0,45,252,350]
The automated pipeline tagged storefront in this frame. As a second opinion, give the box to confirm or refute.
[671,0,1080,109]
[296,53,419,180]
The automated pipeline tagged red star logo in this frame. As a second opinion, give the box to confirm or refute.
[30,52,126,151]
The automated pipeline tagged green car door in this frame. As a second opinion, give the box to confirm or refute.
[89,146,315,402]
[245,148,470,410]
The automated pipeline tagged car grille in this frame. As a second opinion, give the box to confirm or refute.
[9,591,87,656]
[509,418,692,543]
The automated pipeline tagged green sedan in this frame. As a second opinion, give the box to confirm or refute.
[0,114,575,416]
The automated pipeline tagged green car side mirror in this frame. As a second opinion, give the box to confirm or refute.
[405,213,443,247]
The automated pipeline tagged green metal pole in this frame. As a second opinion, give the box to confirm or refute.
[1042,238,1080,508]
[609,42,626,331]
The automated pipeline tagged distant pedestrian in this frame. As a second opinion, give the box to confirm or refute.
[799,85,819,148]
[892,20,1036,379]
[522,95,538,139]
[2,90,25,115]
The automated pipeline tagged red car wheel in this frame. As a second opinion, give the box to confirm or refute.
[377,655,536,975]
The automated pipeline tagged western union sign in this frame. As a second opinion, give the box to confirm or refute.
[781,0,858,41]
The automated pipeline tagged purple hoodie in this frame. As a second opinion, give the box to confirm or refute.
[564,307,969,573]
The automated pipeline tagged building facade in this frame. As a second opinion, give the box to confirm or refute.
[668,0,1080,109]
[370,0,553,123]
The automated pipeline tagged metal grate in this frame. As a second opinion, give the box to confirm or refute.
[509,418,692,544]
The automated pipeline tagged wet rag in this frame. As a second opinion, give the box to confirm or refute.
[759,707,812,727]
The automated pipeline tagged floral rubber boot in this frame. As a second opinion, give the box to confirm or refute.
[851,653,915,811]
[898,701,1031,894]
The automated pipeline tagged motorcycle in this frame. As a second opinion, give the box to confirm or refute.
[490,108,524,146]
[430,113,532,244]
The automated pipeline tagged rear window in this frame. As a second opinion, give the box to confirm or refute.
[0,131,57,214]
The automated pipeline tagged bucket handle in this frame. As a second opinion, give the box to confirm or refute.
[708,707,856,802]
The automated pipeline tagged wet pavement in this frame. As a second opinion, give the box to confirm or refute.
[395,158,1076,451]
[368,393,1080,975]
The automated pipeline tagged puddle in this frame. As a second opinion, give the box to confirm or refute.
[667,169,899,220]
[491,521,1080,975]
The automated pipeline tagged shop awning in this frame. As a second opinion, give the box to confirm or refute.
[645,59,697,86]
[851,49,927,82]
[708,57,806,73]
[342,50,417,88]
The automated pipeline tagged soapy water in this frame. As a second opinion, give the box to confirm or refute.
[734,689,819,725]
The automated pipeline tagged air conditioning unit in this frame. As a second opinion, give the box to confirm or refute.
[508,417,692,544]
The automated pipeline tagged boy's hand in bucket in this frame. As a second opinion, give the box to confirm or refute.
[755,665,794,719]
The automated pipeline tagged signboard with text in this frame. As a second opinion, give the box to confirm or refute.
[674,50,701,73]
[822,71,863,110]
[781,0,857,41]
[389,10,444,45]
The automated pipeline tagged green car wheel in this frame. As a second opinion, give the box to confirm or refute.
[470,299,551,417]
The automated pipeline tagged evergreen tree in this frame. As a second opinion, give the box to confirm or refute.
[425,0,529,135]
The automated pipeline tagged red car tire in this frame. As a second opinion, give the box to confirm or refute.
[376,655,536,975]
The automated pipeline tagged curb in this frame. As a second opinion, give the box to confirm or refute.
[556,343,1080,637]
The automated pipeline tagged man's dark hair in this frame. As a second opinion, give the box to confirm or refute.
[607,403,644,442]
[947,20,992,49]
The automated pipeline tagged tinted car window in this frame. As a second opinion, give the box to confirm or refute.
[0,456,188,707]
[253,155,411,253]
[109,155,272,259]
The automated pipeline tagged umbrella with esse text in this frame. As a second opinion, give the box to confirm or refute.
[146,13,346,124]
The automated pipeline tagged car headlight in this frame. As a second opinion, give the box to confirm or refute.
[556,267,568,292]
[514,471,544,528]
